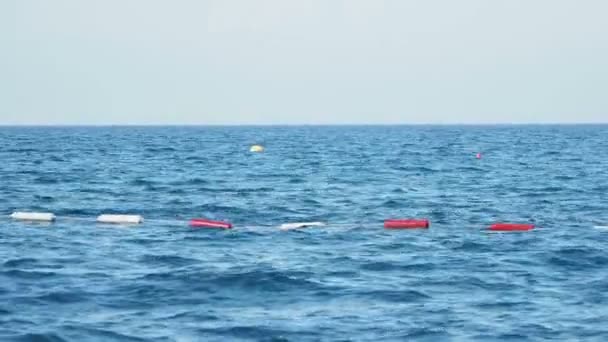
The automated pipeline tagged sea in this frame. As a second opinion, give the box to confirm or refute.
[1,125,607,341]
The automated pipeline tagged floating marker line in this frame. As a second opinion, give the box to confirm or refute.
[0,213,551,232]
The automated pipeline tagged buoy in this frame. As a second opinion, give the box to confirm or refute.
[488,223,534,231]
[279,222,326,230]
[189,218,232,229]
[476,153,482,159]
[384,219,430,229]
[10,212,56,222]
[96,214,144,224]
[250,144,264,153]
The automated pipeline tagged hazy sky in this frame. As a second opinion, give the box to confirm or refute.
[2,0,607,124]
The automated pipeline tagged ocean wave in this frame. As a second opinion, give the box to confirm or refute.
[2,125,608,340]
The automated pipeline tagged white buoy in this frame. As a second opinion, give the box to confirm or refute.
[10,212,56,222]
[250,144,264,153]
[96,214,144,224]
[279,222,326,230]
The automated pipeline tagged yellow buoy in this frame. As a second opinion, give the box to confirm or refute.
[250,144,264,153]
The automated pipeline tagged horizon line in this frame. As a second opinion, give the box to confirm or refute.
[1,122,608,127]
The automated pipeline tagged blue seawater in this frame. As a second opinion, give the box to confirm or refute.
[1,125,607,341]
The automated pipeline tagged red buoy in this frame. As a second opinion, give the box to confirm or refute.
[384,219,430,229]
[189,218,232,229]
[488,223,534,231]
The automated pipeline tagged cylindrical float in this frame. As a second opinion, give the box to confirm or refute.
[488,223,534,231]
[384,219,430,229]
[189,218,232,229]
[10,212,56,222]
[97,214,144,224]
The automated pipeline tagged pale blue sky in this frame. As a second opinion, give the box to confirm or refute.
[1,0,607,125]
